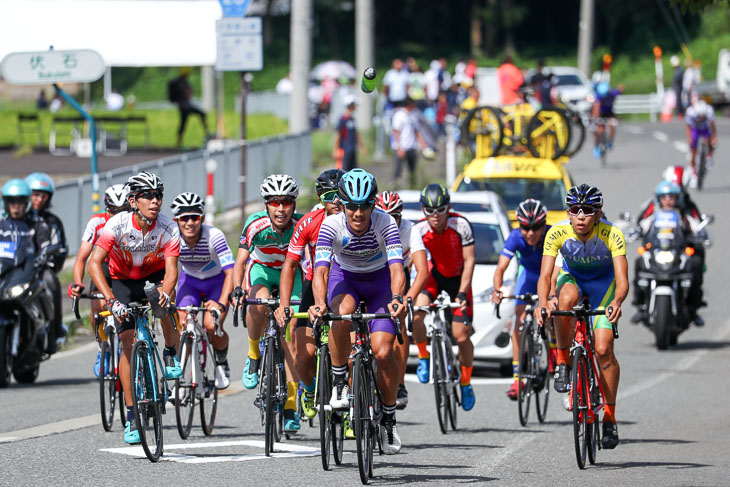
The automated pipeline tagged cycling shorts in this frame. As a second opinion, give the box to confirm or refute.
[110,269,166,333]
[245,262,302,313]
[690,127,711,150]
[555,270,615,330]
[422,268,473,323]
[177,271,227,309]
[89,260,111,294]
[295,278,315,330]
[327,261,396,335]
[514,264,539,306]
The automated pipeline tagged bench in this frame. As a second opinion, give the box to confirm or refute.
[15,113,43,148]
[50,114,150,156]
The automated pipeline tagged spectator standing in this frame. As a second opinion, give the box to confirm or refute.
[671,56,685,117]
[37,90,48,110]
[383,59,410,108]
[168,67,211,147]
[424,60,442,105]
[392,98,428,188]
[496,56,524,106]
[276,73,293,94]
[333,95,365,171]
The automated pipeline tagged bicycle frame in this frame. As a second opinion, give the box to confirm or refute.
[569,318,606,423]
[131,305,168,408]
[178,306,220,399]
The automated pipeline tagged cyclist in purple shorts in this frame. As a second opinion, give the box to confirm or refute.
[171,192,234,389]
[308,169,406,455]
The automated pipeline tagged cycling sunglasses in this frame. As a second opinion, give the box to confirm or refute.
[320,191,340,203]
[423,205,448,216]
[344,200,374,211]
[520,223,546,232]
[136,190,163,201]
[266,197,295,208]
[178,214,202,223]
[568,205,597,217]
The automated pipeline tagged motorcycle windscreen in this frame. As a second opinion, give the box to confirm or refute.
[649,210,684,250]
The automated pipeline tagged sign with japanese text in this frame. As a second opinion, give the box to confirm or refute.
[0,49,105,85]
[215,17,262,71]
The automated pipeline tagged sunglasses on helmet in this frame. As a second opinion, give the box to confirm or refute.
[344,200,374,211]
[423,205,448,216]
[266,197,295,208]
[136,190,163,201]
[567,205,597,217]
[320,191,340,203]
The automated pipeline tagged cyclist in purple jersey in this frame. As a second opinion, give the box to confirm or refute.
[309,169,406,455]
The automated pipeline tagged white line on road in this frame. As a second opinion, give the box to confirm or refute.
[0,414,98,444]
[673,140,689,153]
[625,125,645,135]
[653,131,669,143]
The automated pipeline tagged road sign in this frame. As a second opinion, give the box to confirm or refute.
[215,17,263,72]
[0,49,105,85]
[218,0,252,18]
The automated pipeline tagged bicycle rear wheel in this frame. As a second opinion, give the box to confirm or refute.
[697,142,707,190]
[564,110,586,157]
[535,335,551,424]
[571,351,589,469]
[517,325,534,427]
[174,334,195,439]
[199,339,218,436]
[262,341,276,456]
[318,345,333,470]
[444,335,459,431]
[99,340,116,432]
[353,354,373,485]
[431,335,449,435]
[131,340,163,462]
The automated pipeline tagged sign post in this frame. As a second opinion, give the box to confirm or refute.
[1,48,106,212]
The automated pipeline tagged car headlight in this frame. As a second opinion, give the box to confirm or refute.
[654,250,675,265]
[5,282,29,298]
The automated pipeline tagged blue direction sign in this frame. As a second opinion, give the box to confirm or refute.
[218,0,251,17]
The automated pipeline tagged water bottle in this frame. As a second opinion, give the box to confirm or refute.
[144,281,167,318]
[361,67,376,93]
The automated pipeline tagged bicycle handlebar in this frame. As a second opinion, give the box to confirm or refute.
[172,304,223,336]
[71,292,106,320]
[541,305,619,339]
[314,304,404,345]
[494,293,539,320]
[231,295,301,329]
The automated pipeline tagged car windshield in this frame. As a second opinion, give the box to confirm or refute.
[472,222,505,265]
[457,178,567,210]
[402,201,492,213]
[553,74,584,87]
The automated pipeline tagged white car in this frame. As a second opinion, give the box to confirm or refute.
[526,65,594,118]
[396,190,518,369]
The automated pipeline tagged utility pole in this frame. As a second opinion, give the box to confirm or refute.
[577,0,595,78]
[239,72,249,224]
[355,0,374,130]
[289,0,312,134]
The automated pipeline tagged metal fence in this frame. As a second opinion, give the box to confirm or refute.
[614,94,662,121]
[55,131,312,252]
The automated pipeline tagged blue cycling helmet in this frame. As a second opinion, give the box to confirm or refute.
[25,172,55,194]
[596,81,610,98]
[338,169,378,203]
[565,184,603,208]
[2,179,32,215]
[655,180,681,198]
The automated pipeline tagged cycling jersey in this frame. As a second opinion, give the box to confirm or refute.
[96,211,180,280]
[286,208,326,281]
[81,212,109,245]
[543,219,626,281]
[596,90,621,118]
[315,210,403,273]
[398,217,425,267]
[239,210,302,269]
[500,226,550,275]
[179,225,234,280]
[414,213,474,278]
[685,104,715,131]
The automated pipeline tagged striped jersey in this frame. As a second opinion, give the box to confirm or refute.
[239,210,302,269]
[179,225,234,280]
[81,212,110,245]
[315,210,403,273]
[286,208,327,281]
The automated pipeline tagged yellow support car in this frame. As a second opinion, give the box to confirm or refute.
[453,155,573,227]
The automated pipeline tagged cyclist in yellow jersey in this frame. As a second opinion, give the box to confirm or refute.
[535,184,628,450]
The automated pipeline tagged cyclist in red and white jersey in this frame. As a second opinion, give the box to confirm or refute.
[88,171,182,445]
[412,183,477,411]
[68,184,130,377]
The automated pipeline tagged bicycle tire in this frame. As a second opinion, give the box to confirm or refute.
[565,110,586,157]
[262,340,275,456]
[353,353,373,485]
[99,340,116,432]
[117,340,126,430]
[199,339,218,436]
[432,335,449,435]
[535,334,551,424]
[517,324,533,427]
[571,350,589,469]
[275,358,285,443]
[526,108,571,160]
[174,334,195,439]
[587,367,598,465]
[697,143,707,190]
[461,106,504,159]
[131,340,163,462]
[318,345,333,470]
[444,334,459,431]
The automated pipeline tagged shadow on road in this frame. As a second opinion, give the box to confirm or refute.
[670,340,730,351]
[23,377,97,387]
[594,460,711,470]
[462,427,549,435]
[374,462,498,484]
[620,437,697,446]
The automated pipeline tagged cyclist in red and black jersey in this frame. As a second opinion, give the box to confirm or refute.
[68,184,130,377]
[274,169,344,420]
[412,184,477,411]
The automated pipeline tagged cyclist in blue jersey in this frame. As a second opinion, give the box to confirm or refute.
[591,81,624,158]
[171,192,234,389]
[492,199,555,400]
[309,169,406,455]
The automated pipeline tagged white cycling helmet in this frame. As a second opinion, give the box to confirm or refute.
[694,100,709,119]
[126,171,164,195]
[170,192,205,217]
[260,174,299,199]
[104,184,130,209]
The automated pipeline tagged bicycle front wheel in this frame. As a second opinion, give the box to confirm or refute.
[99,340,116,432]
[131,340,163,462]
[444,335,459,431]
[432,336,449,435]
[571,351,589,469]
[318,345,333,470]
[175,334,195,439]
[517,325,534,427]
[353,354,374,485]
[535,334,551,424]
[262,341,276,456]
[199,339,218,436]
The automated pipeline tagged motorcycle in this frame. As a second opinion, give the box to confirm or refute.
[629,209,713,350]
[0,245,59,387]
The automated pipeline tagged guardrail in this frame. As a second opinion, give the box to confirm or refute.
[54,131,312,252]
[614,93,662,121]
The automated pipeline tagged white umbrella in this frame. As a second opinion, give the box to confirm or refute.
[310,60,357,81]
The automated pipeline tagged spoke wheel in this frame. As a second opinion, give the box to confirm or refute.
[199,340,218,436]
[444,335,459,431]
[174,335,195,439]
[318,346,333,470]
[517,325,534,427]
[564,110,586,157]
[132,340,163,462]
[461,106,504,158]
[353,354,373,485]
[526,108,571,160]
[0,327,11,388]
[99,340,117,432]
[432,335,449,434]
[535,335,552,424]
[571,351,589,469]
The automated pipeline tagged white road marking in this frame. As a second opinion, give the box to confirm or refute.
[625,125,644,135]
[51,341,97,360]
[0,414,98,444]
[673,140,689,153]
[404,374,513,385]
[652,131,669,143]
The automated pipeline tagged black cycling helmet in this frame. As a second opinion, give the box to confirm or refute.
[315,169,346,196]
[565,183,603,208]
[420,183,450,209]
[516,198,548,227]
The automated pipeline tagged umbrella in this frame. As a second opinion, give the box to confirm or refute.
[310,60,357,81]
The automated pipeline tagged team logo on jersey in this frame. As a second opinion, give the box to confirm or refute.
[341,235,351,247]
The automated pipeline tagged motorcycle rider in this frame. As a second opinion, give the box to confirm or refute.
[25,172,67,353]
[632,180,705,326]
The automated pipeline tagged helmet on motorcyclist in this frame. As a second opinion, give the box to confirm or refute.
[2,179,32,217]
[596,81,610,98]
[25,172,55,209]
